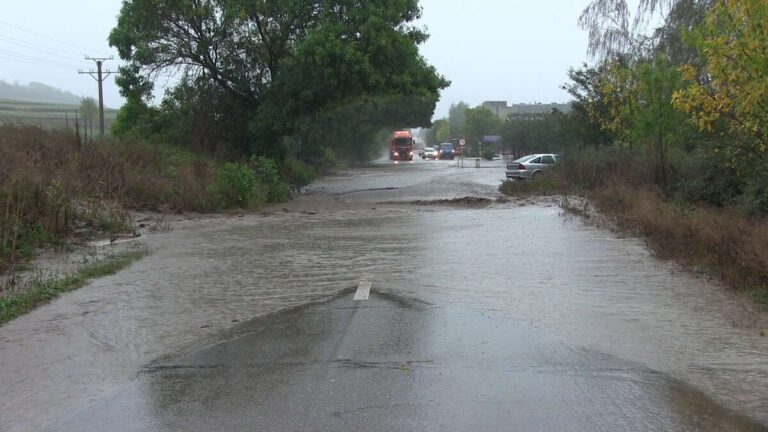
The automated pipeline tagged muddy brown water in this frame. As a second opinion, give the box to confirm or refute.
[0,158,766,431]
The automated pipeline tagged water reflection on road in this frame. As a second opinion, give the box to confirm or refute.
[0,158,766,431]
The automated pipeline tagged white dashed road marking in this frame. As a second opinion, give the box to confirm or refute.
[354,274,373,301]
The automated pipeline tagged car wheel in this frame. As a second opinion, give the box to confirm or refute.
[532,171,541,179]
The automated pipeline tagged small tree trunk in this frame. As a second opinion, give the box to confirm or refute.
[74,113,82,148]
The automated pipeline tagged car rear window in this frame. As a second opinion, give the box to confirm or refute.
[513,155,536,163]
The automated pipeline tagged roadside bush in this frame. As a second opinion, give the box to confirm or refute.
[320,147,339,171]
[498,175,561,196]
[213,156,296,208]
[482,148,496,161]
[556,147,651,190]
[673,147,743,208]
[252,156,291,203]
[742,162,768,216]
[282,157,316,188]
[215,162,264,209]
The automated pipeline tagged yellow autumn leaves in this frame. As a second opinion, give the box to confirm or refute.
[672,0,768,154]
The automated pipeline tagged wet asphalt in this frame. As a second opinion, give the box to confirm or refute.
[3,157,767,431]
[50,294,765,432]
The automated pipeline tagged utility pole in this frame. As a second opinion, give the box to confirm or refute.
[79,56,114,137]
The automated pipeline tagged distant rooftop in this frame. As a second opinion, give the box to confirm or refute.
[481,101,571,119]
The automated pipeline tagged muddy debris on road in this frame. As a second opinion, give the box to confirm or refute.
[389,196,494,208]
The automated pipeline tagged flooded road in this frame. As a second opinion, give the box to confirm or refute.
[1,158,767,431]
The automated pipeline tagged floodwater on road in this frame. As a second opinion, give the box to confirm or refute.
[0,158,766,431]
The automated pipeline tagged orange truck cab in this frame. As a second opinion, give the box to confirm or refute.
[389,130,414,161]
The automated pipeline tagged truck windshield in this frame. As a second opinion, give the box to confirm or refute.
[394,138,412,146]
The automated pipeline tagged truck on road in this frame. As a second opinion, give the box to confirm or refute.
[389,130,414,161]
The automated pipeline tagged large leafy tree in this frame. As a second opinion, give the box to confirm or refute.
[572,0,768,212]
[594,57,640,148]
[108,0,448,159]
[254,0,447,158]
[562,64,615,148]
[109,0,317,104]
[632,56,689,187]
[671,0,768,211]
[461,106,501,151]
[673,0,768,155]
[425,118,449,145]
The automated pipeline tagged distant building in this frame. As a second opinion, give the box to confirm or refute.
[481,101,571,120]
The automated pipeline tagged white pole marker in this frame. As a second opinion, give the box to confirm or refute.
[354,274,373,301]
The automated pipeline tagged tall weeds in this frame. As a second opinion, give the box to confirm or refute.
[500,148,768,304]
[0,125,225,277]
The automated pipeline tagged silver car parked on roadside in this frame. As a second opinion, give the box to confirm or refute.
[505,153,559,179]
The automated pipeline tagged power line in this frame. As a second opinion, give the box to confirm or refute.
[0,48,80,68]
[0,30,89,58]
[0,18,112,57]
[0,53,73,70]
[0,47,80,69]
[0,34,86,62]
[0,46,79,65]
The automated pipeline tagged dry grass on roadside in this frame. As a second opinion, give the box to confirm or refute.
[583,186,768,300]
[500,150,768,306]
[0,125,217,275]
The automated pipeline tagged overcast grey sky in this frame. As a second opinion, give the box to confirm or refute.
[0,0,593,117]
[418,0,591,118]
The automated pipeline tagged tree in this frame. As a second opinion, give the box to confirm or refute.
[632,56,689,187]
[254,0,448,159]
[425,119,447,146]
[670,0,768,211]
[673,0,768,157]
[448,102,468,138]
[79,97,98,139]
[595,57,640,148]
[108,0,448,160]
[579,0,712,60]
[562,65,615,148]
[435,120,451,143]
[462,106,501,156]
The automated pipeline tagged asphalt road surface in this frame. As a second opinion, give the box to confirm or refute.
[1,157,767,431]
[52,294,765,432]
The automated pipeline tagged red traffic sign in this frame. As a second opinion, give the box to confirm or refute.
[459,139,465,146]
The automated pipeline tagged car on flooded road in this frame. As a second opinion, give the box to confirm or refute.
[438,143,455,160]
[422,147,438,159]
[505,153,559,180]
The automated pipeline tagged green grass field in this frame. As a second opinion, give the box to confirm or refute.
[0,98,118,130]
